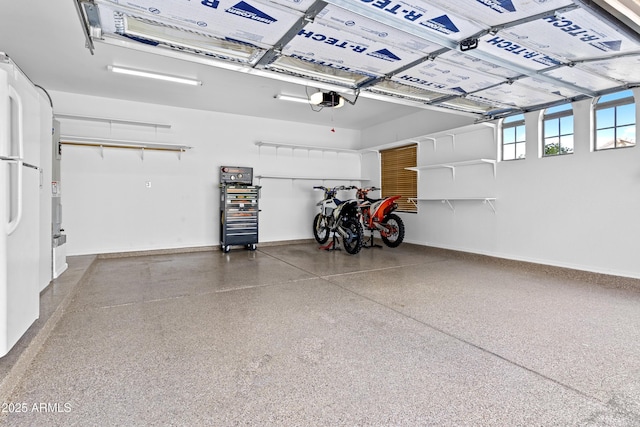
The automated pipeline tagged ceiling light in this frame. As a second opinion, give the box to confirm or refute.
[593,0,640,28]
[107,65,202,86]
[275,94,309,104]
[309,91,344,108]
[267,56,370,87]
[123,15,264,64]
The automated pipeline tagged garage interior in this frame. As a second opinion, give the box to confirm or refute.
[2,0,640,425]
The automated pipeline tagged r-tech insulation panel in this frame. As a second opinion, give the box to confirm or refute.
[219,166,260,253]
[76,0,640,119]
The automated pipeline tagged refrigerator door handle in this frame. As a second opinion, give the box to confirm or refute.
[7,160,23,236]
[6,85,24,236]
[8,85,23,159]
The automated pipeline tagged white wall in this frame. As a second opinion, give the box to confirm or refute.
[387,91,640,279]
[53,88,640,279]
[51,91,361,255]
[358,106,476,250]
[360,108,474,149]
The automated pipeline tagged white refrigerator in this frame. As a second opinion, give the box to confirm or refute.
[0,54,51,358]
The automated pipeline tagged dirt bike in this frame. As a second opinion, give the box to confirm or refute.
[355,186,405,248]
[312,185,363,255]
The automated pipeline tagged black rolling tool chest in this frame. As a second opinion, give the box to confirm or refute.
[219,166,261,253]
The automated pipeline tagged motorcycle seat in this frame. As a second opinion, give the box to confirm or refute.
[364,196,381,203]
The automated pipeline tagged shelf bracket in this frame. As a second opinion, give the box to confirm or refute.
[486,159,496,178]
[447,134,455,151]
[443,165,456,180]
[100,144,104,159]
[442,199,455,212]
[427,137,437,151]
[483,198,496,213]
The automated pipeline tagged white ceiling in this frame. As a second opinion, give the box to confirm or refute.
[1,0,639,130]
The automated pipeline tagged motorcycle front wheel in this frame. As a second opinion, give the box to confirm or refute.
[313,213,330,244]
[341,217,363,255]
[380,213,405,248]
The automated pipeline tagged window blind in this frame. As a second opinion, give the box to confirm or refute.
[380,144,417,212]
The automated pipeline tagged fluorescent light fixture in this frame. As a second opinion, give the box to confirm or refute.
[268,56,371,87]
[275,94,310,104]
[123,15,264,64]
[107,65,202,86]
[595,0,640,27]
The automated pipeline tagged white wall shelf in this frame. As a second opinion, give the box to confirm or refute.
[364,122,496,152]
[55,113,172,129]
[408,197,496,213]
[255,141,360,155]
[255,141,367,183]
[406,158,496,179]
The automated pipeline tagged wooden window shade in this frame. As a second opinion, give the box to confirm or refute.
[380,144,417,212]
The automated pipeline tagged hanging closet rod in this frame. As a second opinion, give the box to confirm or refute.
[59,136,191,152]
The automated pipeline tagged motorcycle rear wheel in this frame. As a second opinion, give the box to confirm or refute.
[342,217,363,255]
[380,213,405,248]
[313,213,330,244]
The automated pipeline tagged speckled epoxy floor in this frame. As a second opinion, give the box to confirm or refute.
[2,243,640,426]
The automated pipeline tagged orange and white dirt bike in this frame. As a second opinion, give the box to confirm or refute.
[355,187,405,248]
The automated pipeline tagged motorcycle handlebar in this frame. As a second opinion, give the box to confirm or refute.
[314,185,355,191]
[313,185,361,194]
[356,186,380,194]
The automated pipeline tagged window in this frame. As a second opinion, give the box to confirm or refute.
[502,114,525,160]
[380,144,417,213]
[543,104,574,156]
[594,89,636,150]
